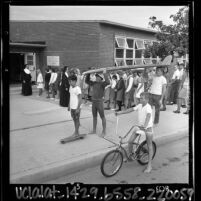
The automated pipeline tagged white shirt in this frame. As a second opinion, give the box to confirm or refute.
[37,73,43,83]
[172,69,180,80]
[179,69,184,80]
[133,103,153,129]
[111,79,117,89]
[49,72,57,84]
[125,76,134,93]
[69,86,82,109]
[116,74,120,81]
[149,75,167,95]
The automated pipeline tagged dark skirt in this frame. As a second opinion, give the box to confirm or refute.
[44,82,49,91]
[22,82,32,96]
[59,89,70,107]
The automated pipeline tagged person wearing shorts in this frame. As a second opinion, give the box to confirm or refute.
[69,75,82,136]
[116,92,153,173]
[85,68,110,136]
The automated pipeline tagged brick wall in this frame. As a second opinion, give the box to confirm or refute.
[10,21,156,72]
[10,21,100,71]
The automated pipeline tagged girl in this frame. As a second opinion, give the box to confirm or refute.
[36,69,44,96]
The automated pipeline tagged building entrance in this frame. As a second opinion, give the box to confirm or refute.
[10,53,25,84]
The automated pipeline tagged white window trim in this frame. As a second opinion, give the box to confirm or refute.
[135,40,145,49]
[114,36,156,67]
[115,37,128,48]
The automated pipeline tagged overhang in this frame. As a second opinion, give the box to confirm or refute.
[10,42,47,48]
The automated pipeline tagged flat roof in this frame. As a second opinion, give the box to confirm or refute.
[10,20,157,34]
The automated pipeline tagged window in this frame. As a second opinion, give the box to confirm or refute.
[115,37,127,48]
[116,49,124,58]
[114,36,151,67]
[126,60,133,66]
[134,59,143,65]
[135,40,145,49]
[135,49,143,58]
[126,50,133,58]
[126,39,134,48]
[27,55,34,65]
[115,59,125,66]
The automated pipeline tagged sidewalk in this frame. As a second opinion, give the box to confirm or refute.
[10,93,189,183]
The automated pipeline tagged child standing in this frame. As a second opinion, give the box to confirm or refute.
[69,75,82,136]
[110,74,117,110]
[36,69,44,96]
[116,92,154,173]
[135,71,144,105]
[85,68,110,136]
[44,67,52,98]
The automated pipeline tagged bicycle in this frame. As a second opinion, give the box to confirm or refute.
[100,117,157,177]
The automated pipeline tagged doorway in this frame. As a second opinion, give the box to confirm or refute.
[10,53,24,84]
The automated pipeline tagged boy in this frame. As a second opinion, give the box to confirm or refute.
[85,68,110,136]
[116,92,153,173]
[149,67,167,125]
[68,75,82,136]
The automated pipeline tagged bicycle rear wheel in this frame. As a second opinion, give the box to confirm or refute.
[100,150,123,177]
[136,140,157,165]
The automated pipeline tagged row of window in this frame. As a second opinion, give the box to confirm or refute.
[114,36,155,66]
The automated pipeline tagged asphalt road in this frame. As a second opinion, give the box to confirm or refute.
[47,136,189,184]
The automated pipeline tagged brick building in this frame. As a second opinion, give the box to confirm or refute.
[9,20,157,83]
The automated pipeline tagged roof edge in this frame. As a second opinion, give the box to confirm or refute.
[10,20,157,34]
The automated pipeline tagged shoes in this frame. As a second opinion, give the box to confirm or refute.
[183,111,189,114]
[111,108,116,110]
[173,110,180,113]
[160,108,166,111]
[181,105,187,108]
[46,96,50,98]
[50,98,54,100]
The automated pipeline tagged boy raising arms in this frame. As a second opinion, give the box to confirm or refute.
[68,75,82,136]
[116,92,153,173]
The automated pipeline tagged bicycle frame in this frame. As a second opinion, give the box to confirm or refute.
[103,124,143,161]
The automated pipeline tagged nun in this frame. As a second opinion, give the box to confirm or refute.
[21,64,32,96]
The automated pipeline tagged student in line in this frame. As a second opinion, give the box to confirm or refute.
[149,67,167,125]
[44,67,52,98]
[36,69,44,97]
[49,68,58,100]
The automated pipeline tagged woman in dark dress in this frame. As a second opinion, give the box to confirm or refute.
[59,66,70,107]
[115,71,125,111]
[21,64,32,96]
[44,67,52,98]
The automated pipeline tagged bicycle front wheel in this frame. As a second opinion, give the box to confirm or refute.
[100,150,123,177]
[136,140,157,165]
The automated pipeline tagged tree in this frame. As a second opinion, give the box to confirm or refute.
[146,6,189,58]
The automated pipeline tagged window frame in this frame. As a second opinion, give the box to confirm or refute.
[114,36,153,67]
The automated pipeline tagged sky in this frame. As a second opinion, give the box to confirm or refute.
[10,6,184,29]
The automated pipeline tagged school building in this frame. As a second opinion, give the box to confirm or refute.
[9,20,157,83]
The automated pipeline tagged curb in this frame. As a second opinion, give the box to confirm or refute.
[10,128,188,184]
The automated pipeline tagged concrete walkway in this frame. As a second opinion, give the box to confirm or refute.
[9,92,189,183]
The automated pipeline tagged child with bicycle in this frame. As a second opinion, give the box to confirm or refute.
[116,92,153,173]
